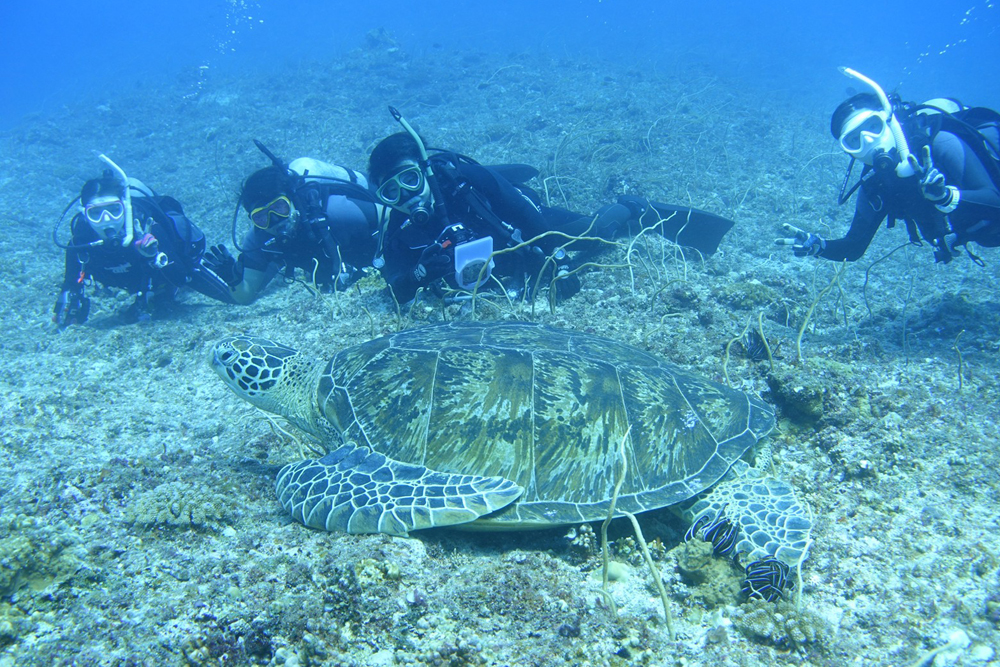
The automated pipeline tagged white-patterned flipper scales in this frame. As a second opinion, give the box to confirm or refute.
[684,460,813,568]
[275,444,524,535]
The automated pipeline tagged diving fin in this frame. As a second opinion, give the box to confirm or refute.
[618,196,734,255]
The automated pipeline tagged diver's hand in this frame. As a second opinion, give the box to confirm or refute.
[776,223,826,257]
[413,243,451,284]
[553,265,582,300]
[53,289,90,329]
[916,146,957,207]
[134,233,159,257]
[204,244,242,286]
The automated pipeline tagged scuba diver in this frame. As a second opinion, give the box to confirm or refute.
[53,155,236,328]
[369,107,735,304]
[203,141,381,304]
[778,67,1000,264]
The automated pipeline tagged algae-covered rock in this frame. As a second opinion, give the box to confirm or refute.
[766,366,826,424]
[0,515,82,600]
[715,280,782,311]
[0,603,33,649]
[354,558,402,588]
[673,539,742,608]
[767,357,872,427]
[613,534,668,568]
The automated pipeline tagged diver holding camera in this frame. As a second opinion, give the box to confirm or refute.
[410,223,496,292]
[368,108,599,303]
[369,107,736,304]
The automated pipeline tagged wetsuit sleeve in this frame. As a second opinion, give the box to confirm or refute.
[933,131,1000,222]
[238,229,277,273]
[225,229,279,303]
[819,180,888,262]
[380,213,424,303]
[61,248,84,291]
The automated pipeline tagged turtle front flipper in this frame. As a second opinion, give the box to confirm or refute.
[276,445,523,535]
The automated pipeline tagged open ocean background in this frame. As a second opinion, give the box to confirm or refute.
[2,1,1000,665]
[4,0,1000,131]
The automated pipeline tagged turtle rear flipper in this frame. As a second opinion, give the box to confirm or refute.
[276,444,523,535]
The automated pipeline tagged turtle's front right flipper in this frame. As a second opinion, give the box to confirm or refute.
[275,444,523,535]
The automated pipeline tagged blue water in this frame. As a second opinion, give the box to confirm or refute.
[2,0,998,131]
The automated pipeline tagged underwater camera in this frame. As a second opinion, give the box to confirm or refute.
[437,223,495,290]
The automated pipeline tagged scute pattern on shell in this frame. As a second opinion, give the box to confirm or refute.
[311,321,774,528]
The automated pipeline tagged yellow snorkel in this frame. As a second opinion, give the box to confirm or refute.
[388,106,449,224]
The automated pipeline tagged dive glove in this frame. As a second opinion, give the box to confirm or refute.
[53,289,90,329]
[553,265,582,300]
[917,146,959,211]
[413,243,452,284]
[776,224,826,258]
[204,244,242,287]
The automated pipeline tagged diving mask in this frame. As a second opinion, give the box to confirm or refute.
[375,165,425,206]
[84,197,127,240]
[250,195,294,230]
[838,67,916,177]
[839,109,896,166]
[376,164,432,223]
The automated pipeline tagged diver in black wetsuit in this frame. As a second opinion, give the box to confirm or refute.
[53,157,235,328]
[368,132,623,303]
[779,68,1000,264]
[368,110,735,304]
[204,146,381,305]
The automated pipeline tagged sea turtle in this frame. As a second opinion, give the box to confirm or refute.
[211,321,811,565]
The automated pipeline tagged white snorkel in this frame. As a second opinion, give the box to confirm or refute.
[839,67,916,177]
[98,153,135,246]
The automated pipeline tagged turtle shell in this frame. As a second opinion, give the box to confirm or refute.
[312,321,774,528]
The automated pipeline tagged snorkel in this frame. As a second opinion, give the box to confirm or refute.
[838,67,916,177]
[388,106,447,225]
[254,138,286,170]
[98,154,135,246]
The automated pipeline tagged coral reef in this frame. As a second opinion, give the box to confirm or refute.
[125,481,235,528]
[732,598,827,650]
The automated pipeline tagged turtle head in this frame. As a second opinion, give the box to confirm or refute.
[211,335,311,420]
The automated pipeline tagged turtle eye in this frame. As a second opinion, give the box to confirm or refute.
[214,346,238,367]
